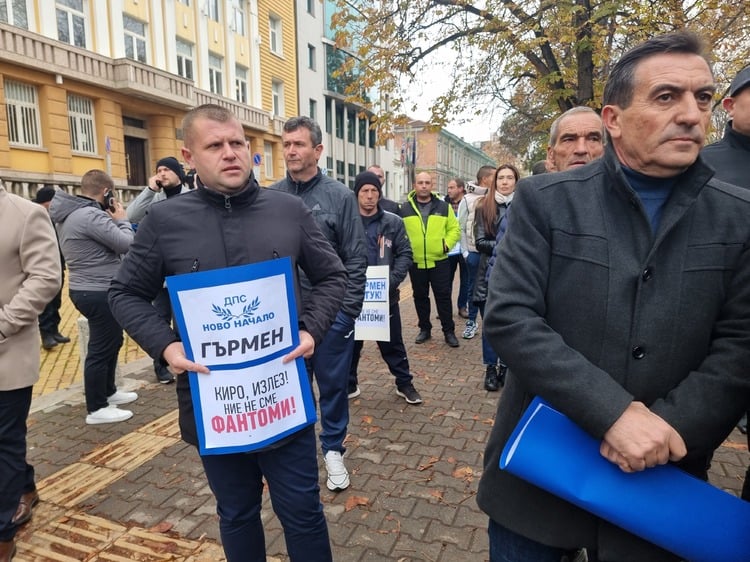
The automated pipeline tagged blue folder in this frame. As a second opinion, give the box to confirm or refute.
[500,397,750,562]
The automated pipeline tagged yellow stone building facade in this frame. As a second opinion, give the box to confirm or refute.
[0,0,297,200]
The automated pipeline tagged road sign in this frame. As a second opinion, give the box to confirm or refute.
[253,153,262,166]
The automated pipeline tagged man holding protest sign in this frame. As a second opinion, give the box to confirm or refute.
[348,171,422,405]
[109,104,347,562]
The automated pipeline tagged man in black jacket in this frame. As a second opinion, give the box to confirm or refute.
[701,64,750,501]
[271,117,367,493]
[348,171,421,405]
[109,104,347,562]
[478,33,750,561]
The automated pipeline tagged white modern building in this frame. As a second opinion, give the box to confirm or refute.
[295,0,397,198]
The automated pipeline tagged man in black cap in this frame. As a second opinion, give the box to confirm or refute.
[126,156,191,224]
[702,65,750,187]
[348,171,422,404]
[701,64,750,499]
[125,156,192,384]
[32,186,70,350]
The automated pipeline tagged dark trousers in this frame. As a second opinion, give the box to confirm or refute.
[409,259,455,334]
[309,310,355,455]
[477,301,500,367]
[69,290,124,413]
[489,519,596,562]
[350,299,412,389]
[448,253,469,310]
[201,425,332,562]
[152,289,172,373]
[0,386,32,541]
[38,271,64,336]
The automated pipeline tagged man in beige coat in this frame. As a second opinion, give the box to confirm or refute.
[0,182,62,561]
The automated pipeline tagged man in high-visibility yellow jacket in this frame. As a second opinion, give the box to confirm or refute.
[400,172,461,347]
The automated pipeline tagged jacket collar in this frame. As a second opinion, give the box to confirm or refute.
[722,121,750,152]
[602,144,715,238]
[286,168,323,194]
[195,175,260,209]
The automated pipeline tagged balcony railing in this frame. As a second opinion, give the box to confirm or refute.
[0,22,271,123]
[193,90,271,132]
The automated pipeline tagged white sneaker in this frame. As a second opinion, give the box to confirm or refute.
[107,390,138,405]
[324,451,350,492]
[462,320,478,339]
[86,406,133,425]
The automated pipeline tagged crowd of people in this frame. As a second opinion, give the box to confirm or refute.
[2,30,750,562]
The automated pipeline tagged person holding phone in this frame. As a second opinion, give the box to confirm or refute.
[49,170,136,425]
[126,156,192,384]
[126,156,191,224]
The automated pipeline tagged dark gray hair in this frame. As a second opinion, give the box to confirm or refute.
[283,116,323,147]
[603,31,712,108]
[549,107,603,146]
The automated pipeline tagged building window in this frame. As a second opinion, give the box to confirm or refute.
[231,1,245,35]
[177,0,190,5]
[5,80,41,147]
[326,156,333,175]
[359,118,367,146]
[235,66,248,104]
[67,94,96,154]
[56,0,86,48]
[269,15,282,56]
[271,80,284,116]
[264,141,273,179]
[336,160,345,184]
[176,39,194,80]
[325,102,332,133]
[335,105,344,139]
[307,44,316,70]
[348,163,356,179]
[209,53,223,95]
[306,0,314,16]
[309,99,317,122]
[123,15,147,63]
[347,110,356,143]
[0,0,29,28]
[207,0,219,22]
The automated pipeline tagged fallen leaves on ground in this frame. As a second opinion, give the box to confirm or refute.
[345,495,370,512]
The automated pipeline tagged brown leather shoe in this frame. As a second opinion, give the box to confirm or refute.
[0,539,15,562]
[11,490,39,527]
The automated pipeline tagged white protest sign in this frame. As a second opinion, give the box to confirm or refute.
[355,265,390,341]
[167,258,316,455]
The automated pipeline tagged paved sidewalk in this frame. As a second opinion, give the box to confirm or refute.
[20,285,749,561]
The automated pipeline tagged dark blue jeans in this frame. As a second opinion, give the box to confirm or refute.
[477,301,500,367]
[310,310,355,455]
[449,253,469,310]
[489,519,593,562]
[465,251,481,322]
[201,425,331,562]
[0,386,32,541]
[69,289,123,412]
[350,300,412,389]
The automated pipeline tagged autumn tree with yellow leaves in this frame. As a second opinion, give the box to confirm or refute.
[330,0,750,165]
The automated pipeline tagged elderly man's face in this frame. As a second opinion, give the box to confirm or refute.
[723,88,750,137]
[546,113,604,172]
[603,53,715,178]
